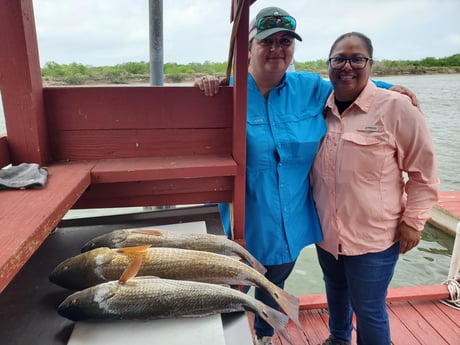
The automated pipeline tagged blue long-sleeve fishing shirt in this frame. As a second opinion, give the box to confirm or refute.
[221,73,392,266]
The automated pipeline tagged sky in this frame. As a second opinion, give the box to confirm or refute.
[32,0,460,67]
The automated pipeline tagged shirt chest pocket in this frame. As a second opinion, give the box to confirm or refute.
[339,132,387,181]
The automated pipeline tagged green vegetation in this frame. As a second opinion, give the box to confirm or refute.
[41,54,460,85]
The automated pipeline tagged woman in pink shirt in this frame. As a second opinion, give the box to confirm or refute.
[311,32,439,345]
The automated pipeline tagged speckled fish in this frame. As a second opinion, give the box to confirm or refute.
[57,277,295,345]
[49,246,300,328]
[80,228,266,274]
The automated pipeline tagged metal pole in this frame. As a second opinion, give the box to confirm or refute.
[149,0,163,85]
[447,222,460,280]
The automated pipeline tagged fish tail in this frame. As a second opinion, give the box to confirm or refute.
[258,305,294,345]
[271,285,302,329]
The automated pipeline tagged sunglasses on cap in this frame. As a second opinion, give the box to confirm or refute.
[256,15,296,32]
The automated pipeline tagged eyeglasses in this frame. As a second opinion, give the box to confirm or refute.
[328,57,372,70]
[257,15,296,32]
[258,37,294,47]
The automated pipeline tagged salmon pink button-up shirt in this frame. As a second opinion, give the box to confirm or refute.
[311,81,439,258]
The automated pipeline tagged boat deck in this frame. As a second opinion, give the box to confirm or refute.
[248,287,460,344]
[437,191,460,216]
[429,191,460,235]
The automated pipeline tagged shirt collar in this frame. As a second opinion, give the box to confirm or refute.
[326,80,377,115]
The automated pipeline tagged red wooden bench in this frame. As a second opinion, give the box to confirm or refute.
[0,161,93,291]
[0,0,250,293]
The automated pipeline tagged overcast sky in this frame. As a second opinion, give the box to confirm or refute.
[32,0,460,66]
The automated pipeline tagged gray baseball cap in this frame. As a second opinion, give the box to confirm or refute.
[249,7,302,41]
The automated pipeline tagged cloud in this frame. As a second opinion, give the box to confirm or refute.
[33,0,460,66]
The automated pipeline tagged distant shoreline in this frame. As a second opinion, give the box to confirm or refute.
[42,69,460,87]
[40,56,460,86]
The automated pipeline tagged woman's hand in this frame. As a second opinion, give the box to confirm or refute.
[390,85,419,107]
[193,75,223,96]
[394,221,421,254]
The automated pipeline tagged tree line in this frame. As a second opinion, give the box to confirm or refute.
[41,54,460,85]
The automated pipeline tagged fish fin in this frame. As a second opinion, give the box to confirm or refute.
[116,244,151,255]
[117,246,150,284]
[257,305,295,345]
[132,229,165,236]
[118,255,144,284]
[272,286,302,330]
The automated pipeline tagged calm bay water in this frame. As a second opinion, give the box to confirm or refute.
[1,74,459,295]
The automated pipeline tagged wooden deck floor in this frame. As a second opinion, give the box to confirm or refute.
[429,191,460,236]
[247,285,460,345]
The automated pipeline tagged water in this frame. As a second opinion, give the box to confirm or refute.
[382,74,460,192]
[1,74,459,295]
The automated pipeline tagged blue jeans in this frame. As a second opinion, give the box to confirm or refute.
[316,243,400,345]
[253,262,296,338]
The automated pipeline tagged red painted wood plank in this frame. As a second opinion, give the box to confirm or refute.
[43,86,234,130]
[0,0,48,164]
[410,300,460,344]
[0,161,92,293]
[230,0,249,242]
[386,284,451,302]
[284,320,307,345]
[437,191,460,218]
[298,285,450,311]
[386,301,449,345]
[0,136,11,167]
[299,293,328,310]
[437,300,460,328]
[90,155,237,183]
[48,128,233,161]
[74,176,234,209]
[387,306,422,345]
[299,309,330,345]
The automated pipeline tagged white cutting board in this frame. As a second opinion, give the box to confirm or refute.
[67,221,227,345]
[68,315,226,345]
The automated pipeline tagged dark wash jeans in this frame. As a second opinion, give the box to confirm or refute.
[252,261,296,338]
[316,242,400,345]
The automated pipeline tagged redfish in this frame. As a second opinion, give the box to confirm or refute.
[80,228,266,274]
[57,277,295,345]
[49,246,300,328]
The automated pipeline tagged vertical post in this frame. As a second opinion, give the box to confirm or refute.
[149,0,164,86]
[447,222,460,280]
[0,0,49,164]
[231,0,249,241]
